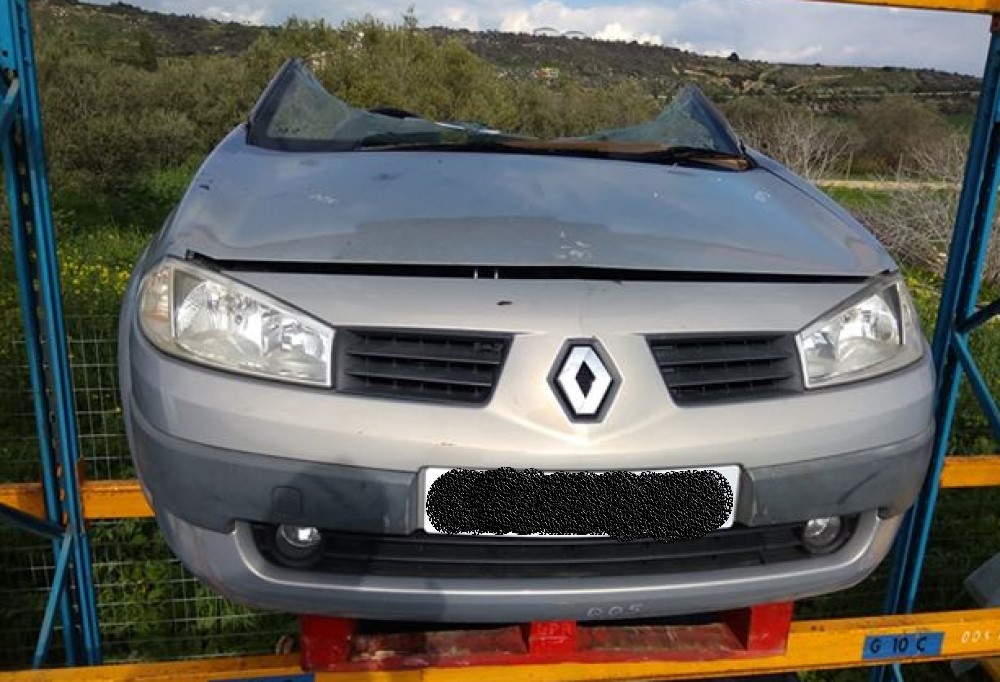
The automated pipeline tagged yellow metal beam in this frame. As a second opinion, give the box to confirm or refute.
[4,608,1000,681]
[808,0,1000,12]
[0,455,997,522]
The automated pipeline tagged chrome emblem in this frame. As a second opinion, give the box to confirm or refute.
[551,343,617,420]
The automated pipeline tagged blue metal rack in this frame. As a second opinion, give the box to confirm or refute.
[0,0,101,668]
[876,15,1000,682]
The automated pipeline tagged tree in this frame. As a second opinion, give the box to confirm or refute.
[135,30,158,72]
[402,5,418,30]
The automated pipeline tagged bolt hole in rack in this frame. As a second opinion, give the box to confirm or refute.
[1,0,1000,679]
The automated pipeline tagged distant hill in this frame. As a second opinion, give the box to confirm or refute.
[32,0,980,115]
[426,28,979,114]
[34,0,267,56]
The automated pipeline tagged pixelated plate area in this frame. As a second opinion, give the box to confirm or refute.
[419,465,740,537]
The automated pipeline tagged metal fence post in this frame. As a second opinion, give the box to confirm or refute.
[875,13,1000,682]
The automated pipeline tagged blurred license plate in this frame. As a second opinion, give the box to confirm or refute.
[418,466,740,537]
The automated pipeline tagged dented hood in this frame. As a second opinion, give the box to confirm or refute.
[166,129,894,278]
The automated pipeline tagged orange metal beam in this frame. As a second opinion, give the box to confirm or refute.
[940,455,1000,487]
[5,608,1000,681]
[0,455,997,522]
[0,654,299,682]
[808,0,1000,12]
[0,479,151,519]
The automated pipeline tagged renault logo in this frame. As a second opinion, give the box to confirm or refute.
[549,341,619,421]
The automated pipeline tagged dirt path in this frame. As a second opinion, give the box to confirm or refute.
[816,178,958,191]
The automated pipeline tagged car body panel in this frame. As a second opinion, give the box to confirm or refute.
[162,128,894,277]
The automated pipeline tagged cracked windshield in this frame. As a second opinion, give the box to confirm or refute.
[250,59,748,168]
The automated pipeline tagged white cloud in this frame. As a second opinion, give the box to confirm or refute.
[593,23,662,44]
[99,0,993,75]
[440,4,481,30]
[199,3,266,24]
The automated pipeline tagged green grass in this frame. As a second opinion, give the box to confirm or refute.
[822,186,893,211]
[946,113,975,134]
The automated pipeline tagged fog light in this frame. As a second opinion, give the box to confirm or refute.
[801,516,843,553]
[275,525,322,564]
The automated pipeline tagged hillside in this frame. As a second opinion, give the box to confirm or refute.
[34,0,268,57]
[31,0,979,116]
[427,27,980,113]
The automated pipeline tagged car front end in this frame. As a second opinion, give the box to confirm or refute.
[118,60,935,622]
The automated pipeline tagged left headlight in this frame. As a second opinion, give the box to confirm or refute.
[797,275,924,389]
[137,258,334,387]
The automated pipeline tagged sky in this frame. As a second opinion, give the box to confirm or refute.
[112,0,992,76]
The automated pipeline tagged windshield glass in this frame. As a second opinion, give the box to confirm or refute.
[248,59,748,168]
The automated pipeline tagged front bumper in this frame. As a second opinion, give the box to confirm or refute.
[157,502,900,622]
[129,403,930,621]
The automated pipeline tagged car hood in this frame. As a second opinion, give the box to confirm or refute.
[167,130,894,277]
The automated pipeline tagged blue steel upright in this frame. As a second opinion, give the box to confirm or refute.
[875,14,1000,682]
[0,0,102,667]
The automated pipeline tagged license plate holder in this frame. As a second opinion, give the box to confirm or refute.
[418,465,740,538]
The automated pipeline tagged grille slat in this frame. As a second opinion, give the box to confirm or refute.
[662,365,794,389]
[651,346,789,366]
[649,334,803,406]
[346,364,495,388]
[346,339,506,365]
[336,330,511,404]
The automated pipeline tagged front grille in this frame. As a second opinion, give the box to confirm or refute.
[252,520,854,580]
[335,329,511,405]
[649,334,803,406]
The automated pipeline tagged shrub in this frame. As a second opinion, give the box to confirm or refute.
[856,97,950,173]
[855,132,1000,285]
[723,96,855,180]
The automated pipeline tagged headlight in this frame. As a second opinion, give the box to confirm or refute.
[797,276,924,388]
[137,259,334,386]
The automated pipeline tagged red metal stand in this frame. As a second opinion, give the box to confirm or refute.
[299,602,794,672]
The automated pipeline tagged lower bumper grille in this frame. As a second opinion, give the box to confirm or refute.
[252,519,856,580]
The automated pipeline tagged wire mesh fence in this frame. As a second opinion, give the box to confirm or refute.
[0,521,295,668]
[0,303,296,668]
[0,312,132,483]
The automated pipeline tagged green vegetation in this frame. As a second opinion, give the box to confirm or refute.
[821,186,892,210]
[0,0,996,675]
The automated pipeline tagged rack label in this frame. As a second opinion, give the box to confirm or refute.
[862,632,944,660]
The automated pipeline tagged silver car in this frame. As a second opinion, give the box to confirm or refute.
[119,59,934,622]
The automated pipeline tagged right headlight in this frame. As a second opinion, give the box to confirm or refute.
[137,258,334,387]
[797,275,924,389]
